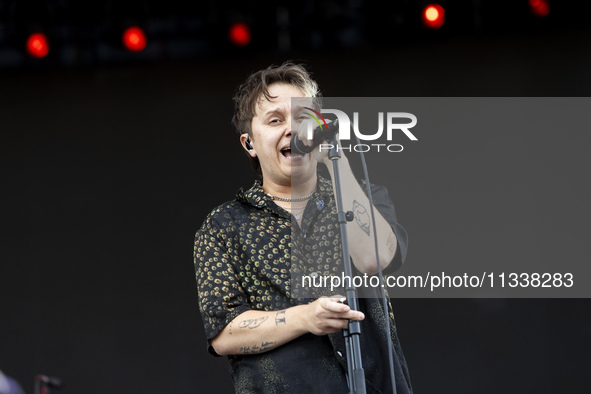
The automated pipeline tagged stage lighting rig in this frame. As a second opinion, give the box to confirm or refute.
[26,31,49,57]
[423,4,445,29]
[122,25,147,51]
[529,0,550,18]
[228,22,251,47]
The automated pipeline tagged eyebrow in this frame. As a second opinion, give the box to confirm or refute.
[260,104,290,120]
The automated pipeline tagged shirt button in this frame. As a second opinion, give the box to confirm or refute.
[337,351,343,357]
[303,233,307,239]
[310,272,318,278]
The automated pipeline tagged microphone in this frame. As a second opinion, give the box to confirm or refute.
[291,119,339,155]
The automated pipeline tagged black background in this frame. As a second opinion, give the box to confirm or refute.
[2,25,591,394]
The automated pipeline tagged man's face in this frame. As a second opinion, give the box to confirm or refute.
[248,83,316,188]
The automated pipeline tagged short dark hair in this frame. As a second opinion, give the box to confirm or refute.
[232,61,321,176]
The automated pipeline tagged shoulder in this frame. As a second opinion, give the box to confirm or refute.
[198,180,266,232]
[199,200,250,233]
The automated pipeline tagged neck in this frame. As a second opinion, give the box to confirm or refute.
[262,176,318,200]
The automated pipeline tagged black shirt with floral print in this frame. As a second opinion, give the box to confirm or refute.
[194,177,412,393]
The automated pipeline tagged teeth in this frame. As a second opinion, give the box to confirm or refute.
[280,146,303,159]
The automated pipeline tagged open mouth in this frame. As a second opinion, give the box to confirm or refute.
[281,147,303,159]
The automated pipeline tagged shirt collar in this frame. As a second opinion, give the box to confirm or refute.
[315,176,333,198]
[236,176,333,209]
[236,180,268,208]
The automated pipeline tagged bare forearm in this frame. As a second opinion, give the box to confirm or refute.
[325,155,397,274]
[210,297,365,356]
[210,307,307,356]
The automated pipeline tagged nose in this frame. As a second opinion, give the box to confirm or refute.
[285,114,293,137]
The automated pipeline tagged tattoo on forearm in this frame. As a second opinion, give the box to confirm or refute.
[239,345,251,354]
[352,200,370,236]
[387,232,396,254]
[275,311,286,325]
[238,316,268,329]
[240,341,277,354]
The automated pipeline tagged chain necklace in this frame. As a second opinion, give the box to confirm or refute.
[265,190,315,202]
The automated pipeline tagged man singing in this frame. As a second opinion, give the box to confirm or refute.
[194,62,412,393]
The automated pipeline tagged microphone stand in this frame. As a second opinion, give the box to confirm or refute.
[325,134,367,394]
[293,116,398,392]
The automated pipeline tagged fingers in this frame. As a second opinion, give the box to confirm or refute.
[304,296,367,335]
[322,301,365,321]
[316,297,365,321]
[321,297,349,312]
[295,119,315,146]
[305,297,365,335]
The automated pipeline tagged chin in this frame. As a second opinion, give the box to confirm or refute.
[290,167,316,184]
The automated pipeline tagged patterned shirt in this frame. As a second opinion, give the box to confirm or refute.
[194,177,412,393]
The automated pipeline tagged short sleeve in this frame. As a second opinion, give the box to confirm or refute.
[194,213,251,356]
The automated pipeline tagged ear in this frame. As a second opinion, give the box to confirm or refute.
[240,133,256,157]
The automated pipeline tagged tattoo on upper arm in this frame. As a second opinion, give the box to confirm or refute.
[387,232,397,254]
[275,310,286,325]
[228,321,233,335]
[353,200,370,236]
[238,316,268,329]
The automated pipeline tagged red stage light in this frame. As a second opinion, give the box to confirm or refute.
[122,26,147,52]
[26,33,49,58]
[422,4,445,29]
[529,0,550,17]
[228,22,251,46]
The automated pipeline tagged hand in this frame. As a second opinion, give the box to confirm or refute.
[302,296,365,335]
[294,118,341,166]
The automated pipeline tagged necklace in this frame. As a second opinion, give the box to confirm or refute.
[287,206,306,220]
[275,202,307,220]
[265,190,315,202]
